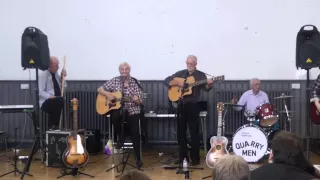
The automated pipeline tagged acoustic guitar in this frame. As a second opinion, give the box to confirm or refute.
[310,97,320,125]
[168,75,224,102]
[205,102,229,168]
[96,91,148,115]
[62,98,89,168]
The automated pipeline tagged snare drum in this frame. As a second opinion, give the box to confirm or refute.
[256,103,279,127]
[232,124,268,163]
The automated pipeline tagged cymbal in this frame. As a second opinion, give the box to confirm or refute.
[274,95,294,99]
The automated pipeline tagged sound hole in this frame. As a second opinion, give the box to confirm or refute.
[108,103,116,108]
[216,145,221,150]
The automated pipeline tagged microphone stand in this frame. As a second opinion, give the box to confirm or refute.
[164,81,203,179]
[106,76,139,178]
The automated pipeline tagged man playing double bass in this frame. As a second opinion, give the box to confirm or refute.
[164,55,213,166]
[97,62,143,169]
[39,56,67,130]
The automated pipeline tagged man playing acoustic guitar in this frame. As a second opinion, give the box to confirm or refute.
[164,55,213,166]
[97,62,143,169]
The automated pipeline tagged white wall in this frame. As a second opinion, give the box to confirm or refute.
[1,0,320,80]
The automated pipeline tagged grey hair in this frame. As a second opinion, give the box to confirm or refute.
[212,155,250,180]
[187,55,197,63]
[250,78,260,86]
[119,62,131,70]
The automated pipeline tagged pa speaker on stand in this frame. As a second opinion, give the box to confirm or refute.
[21,27,50,70]
[20,27,50,180]
[296,25,320,160]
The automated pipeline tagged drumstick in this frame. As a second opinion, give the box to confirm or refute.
[59,56,66,129]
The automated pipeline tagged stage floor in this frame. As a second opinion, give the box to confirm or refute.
[0,147,320,180]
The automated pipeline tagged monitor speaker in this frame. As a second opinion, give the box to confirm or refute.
[21,27,50,70]
[296,25,320,69]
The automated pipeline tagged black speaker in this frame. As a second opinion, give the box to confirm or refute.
[21,27,50,70]
[296,25,320,69]
[85,130,101,154]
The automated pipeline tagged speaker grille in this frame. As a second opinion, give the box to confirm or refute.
[298,42,320,68]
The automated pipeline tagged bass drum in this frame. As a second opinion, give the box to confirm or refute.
[232,124,268,163]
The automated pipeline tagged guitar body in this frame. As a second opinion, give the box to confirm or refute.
[62,132,89,168]
[96,91,122,115]
[310,101,320,125]
[205,136,229,168]
[168,76,195,102]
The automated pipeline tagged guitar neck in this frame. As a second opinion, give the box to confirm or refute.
[73,109,77,130]
[217,111,222,136]
[190,78,211,87]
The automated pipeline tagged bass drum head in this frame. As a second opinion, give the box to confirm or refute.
[232,125,268,163]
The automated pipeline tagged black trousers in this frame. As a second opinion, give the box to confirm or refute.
[41,97,64,128]
[177,102,200,163]
[111,110,141,161]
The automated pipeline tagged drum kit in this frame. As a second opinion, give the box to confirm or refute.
[223,93,294,163]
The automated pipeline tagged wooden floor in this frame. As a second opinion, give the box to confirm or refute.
[0,147,320,180]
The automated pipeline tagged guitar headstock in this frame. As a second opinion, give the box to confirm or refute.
[71,98,79,111]
[217,102,224,112]
[213,75,225,82]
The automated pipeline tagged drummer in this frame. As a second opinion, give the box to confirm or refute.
[231,78,269,117]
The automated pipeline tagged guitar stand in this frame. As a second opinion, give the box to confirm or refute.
[57,168,95,179]
[0,128,32,178]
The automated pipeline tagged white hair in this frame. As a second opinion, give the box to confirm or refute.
[187,55,197,63]
[250,78,260,86]
[212,155,250,180]
[119,62,131,70]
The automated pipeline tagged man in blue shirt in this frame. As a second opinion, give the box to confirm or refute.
[232,78,269,116]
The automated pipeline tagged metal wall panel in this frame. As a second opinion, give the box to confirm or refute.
[0,80,318,146]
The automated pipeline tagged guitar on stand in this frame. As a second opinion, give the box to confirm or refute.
[168,75,224,102]
[205,102,229,169]
[59,98,94,179]
[59,56,67,130]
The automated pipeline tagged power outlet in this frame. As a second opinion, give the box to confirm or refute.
[20,84,29,90]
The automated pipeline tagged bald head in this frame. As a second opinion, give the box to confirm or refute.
[48,56,59,73]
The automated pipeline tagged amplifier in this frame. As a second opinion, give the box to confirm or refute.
[85,129,101,154]
[45,130,85,168]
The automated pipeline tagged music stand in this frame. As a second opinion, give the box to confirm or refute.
[20,68,48,180]
[106,77,141,178]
